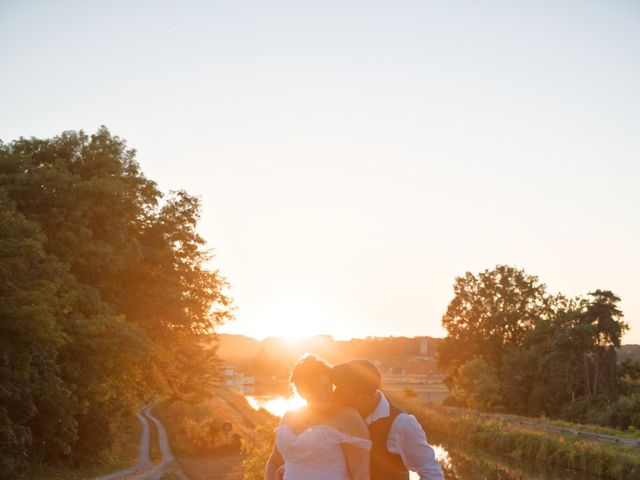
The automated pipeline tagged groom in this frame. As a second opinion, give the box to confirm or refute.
[331,360,444,480]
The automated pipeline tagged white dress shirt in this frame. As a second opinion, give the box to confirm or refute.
[364,391,444,480]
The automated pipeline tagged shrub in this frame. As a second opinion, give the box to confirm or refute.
[242,420,277,480]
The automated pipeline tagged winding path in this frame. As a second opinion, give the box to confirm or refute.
[95,404,182,480]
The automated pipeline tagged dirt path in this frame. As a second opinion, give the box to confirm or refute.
[95,409,153,480]
[95,405,189,480]
[99,390,252,480]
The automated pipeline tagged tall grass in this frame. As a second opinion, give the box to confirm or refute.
[396,396,640,480]
[154,388,274,457]
[241,419,278,480]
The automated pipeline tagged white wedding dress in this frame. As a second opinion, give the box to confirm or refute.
[275,422,372,480]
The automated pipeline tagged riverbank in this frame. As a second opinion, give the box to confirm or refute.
[393,394,640,480]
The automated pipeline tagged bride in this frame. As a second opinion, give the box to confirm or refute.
[265,355,371,480]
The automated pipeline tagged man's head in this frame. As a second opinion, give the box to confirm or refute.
[330,360,381,417]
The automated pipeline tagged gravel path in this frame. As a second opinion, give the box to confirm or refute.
[95,409,153,480]
[95,404,187,480]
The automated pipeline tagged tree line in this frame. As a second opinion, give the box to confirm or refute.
[0,128,232,477]
[239,335,443,380]
[439,265,640,429]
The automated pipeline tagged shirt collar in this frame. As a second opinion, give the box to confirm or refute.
[364,390,389,425]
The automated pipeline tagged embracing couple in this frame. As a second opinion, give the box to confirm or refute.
[265,356,444,480]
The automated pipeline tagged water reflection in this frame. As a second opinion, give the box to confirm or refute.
[246,394,307,417]
[435,445,586,480]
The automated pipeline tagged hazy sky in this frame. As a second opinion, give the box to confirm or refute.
[1,1,639,342]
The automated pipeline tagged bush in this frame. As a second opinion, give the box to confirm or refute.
[156,397,247,456]
[450,358,502,411]
[560,394,640,431]
[242,420,278,480]
[607,394,640,430]
[560,395,609,424]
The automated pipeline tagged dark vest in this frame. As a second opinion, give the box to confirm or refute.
[368,401,410,480]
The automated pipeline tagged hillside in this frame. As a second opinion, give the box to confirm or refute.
[215,334,262,369]
[214,334,444,378]
[619,344,640,363]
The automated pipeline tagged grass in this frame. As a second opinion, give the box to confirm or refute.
[434,403,640,441]
[153,387,274,458]
[392,394,640,480]
[214,386,274,428]
[381,379,449,403]
[151,387,275,480]
[542,417,640,440]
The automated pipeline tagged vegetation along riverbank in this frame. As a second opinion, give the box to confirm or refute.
[393,394,640,480]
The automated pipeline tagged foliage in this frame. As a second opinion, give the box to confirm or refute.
[450,358,501,411]
[439,265,553,376]
[242,420,278,480]
[618,358,640,396]
[0,195,77,475]
[439,265,631,426]
[0,128,232,477]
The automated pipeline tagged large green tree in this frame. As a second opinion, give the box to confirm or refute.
[0,194,77,475]
[0,128,232,474]
[439,266,629,419]
[438,265,554,376]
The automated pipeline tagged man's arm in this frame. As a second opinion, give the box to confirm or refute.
[395,414,444,480]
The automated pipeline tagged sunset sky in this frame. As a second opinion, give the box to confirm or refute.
[1,1,639,342]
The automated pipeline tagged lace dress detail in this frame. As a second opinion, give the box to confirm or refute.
[275,423,372,480]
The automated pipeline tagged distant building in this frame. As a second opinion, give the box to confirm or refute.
[220,365,256,394]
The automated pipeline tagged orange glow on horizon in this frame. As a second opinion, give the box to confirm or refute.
[246,394,307,417]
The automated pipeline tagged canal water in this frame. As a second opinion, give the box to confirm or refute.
[246,395,587,480]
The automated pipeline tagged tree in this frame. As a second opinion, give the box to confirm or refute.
[0,194,77,475]
[439,265,553,377]
[0,128,232,473]
[580,290,627,397]
[450,357,502,411]
[438,266,629,419]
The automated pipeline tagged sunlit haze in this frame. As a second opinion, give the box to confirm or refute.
[1,1,639,342]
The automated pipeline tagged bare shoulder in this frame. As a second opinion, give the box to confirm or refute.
[332,406,369,438]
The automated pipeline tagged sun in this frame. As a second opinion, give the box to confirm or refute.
[218,290,355,341]
[281,334,309,346]
[258,297,333,340]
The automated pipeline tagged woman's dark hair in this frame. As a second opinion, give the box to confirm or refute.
[290,355,331,389]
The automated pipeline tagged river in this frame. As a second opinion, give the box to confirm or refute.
[245,395,586,480]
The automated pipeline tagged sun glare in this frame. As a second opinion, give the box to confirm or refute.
[251,296,345,340]
[281,335,307,346]
[246,394,307,418]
